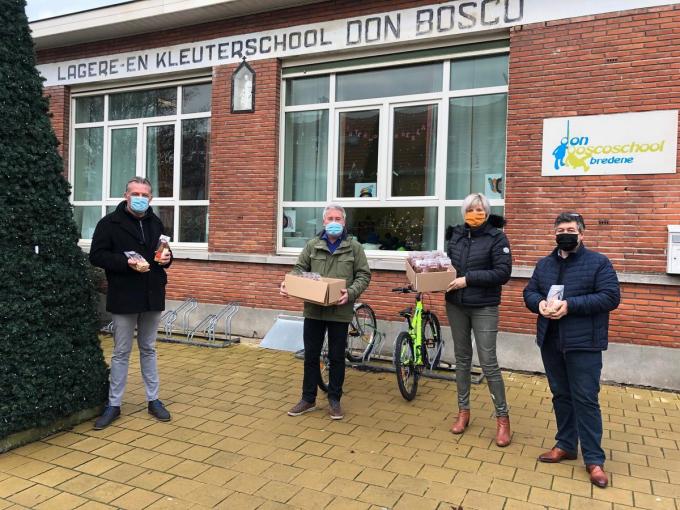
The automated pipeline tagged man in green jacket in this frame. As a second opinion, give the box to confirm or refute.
[280,204,371,420]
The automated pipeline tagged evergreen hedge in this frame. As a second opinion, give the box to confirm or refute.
[0,0,109,439]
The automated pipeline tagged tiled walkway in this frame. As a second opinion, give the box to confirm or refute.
[0,337,679,509]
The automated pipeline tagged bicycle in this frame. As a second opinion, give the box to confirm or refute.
[318,302,377,392]
[391,286,442,401]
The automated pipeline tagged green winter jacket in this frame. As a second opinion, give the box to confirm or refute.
[291,234,371,323]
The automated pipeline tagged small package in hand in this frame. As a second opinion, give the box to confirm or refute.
[546,285,565,313]
[124,251,150,271]
[154,235,171,262]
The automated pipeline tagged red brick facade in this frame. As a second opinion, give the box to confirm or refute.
[42,2,680,349]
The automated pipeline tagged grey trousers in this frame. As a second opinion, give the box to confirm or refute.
[445,303,509,417]
[109,312,162,406]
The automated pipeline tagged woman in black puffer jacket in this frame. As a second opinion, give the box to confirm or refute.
[445,193,512,447]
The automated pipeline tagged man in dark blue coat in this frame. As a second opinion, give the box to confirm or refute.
[524,213,620,489]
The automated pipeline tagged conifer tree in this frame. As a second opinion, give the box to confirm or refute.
[0,0,109,440]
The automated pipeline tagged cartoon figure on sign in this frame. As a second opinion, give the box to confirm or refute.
[488,176,503,195]
[565,149,590,172]
[552,138,569,170]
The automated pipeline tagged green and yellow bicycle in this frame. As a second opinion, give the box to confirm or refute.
[391,286,442,401]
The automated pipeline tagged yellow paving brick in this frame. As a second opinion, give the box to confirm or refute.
[461,489,505,510]
[632,492,677,510]
[488,478,530,501]
[184,484,234,507]
[52,452,96,469]
[75,457,121,476]
[551,475,592,497]
[286,487,333,510]
[503,498,552,510]
[568,495,614,510]
[7,460,53,479]
[416,464,457,484]
[8,484,59,508]
[214,491,265,510]
[89,442,135,460]
[592,486,635,506]
[394,492,439,510]
[356,467,396,488]
[167,460,210,478]
[34,492,88,510]
[55,474,104,495]
[0,477,34,498]
[127,470,174,491]
[224,473,268,495]
[388,474,430,497]
[325,496,371,510]
[83,480,134,503]
[289,470,334,491]
[254,480,301,503]
[324,478,367,499]
[357,485,401,508]
[110,487,163,510]
[528,486,570,509]
[30,467,79,487]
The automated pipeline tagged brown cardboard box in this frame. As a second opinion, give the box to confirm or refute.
[405,261,456,293]
[285,274,346,306]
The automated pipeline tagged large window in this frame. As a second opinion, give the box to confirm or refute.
[71,82,211,243]
[280,47,508,253]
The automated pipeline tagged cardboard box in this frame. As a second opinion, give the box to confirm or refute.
[405,261,456,292]
[285,274,345,306]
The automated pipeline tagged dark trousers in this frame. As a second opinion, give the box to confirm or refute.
[541,335,605,466]
[302,318,348,403]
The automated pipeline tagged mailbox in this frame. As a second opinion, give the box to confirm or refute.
[668,225,680,274]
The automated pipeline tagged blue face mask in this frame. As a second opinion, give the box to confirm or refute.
[325,222,344,237]
[130,196,149,214]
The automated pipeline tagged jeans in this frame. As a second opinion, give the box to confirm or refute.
[302,318,348,403]
[109,312,162,406]
[541,334,605,465]
[445,303,509,417]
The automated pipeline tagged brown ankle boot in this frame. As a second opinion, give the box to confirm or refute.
[495,416,511,447]
[450,410,470,434]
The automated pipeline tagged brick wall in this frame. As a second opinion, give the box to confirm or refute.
[44,85,70,175]
[208,59,281,254]
[41,2,680,349]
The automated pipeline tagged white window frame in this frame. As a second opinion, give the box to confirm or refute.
[70,78,211,248]
[278,47,509,257]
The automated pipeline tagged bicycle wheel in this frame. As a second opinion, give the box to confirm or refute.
[394,331,419,401]
[346,303,377,362]
[318,335,329,393]
[422,312,442,369]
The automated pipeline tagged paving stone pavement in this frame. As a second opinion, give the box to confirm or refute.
[1,336,679,510]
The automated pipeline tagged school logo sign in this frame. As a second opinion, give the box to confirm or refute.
[542,110,678,176]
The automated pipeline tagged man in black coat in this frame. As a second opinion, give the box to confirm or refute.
[89,177,173,429]
[524,212,620,489]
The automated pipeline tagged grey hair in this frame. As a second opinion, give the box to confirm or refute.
[554,212,586,232]
[125,176,152,193]
[460,193,491,217]
[323,203,346,220]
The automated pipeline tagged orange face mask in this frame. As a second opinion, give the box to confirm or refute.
[464,211,487,228]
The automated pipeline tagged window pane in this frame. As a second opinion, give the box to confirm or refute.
[285,76,330,106]
[75,96,104,123]
[392,104,438,197]
[337,110,379,198]
[109,87,177,120]
[179,206,208,242]
[73,206,101,239]
[346,207,438,251]
[146,125,174,197]
[451,54,509,90]
[155,206,175,241]
[284,110,328,201]
[446,94,507,200]
[445,206,504,230]
[282,207,324,248]
[181,118,210,200]
[73,128,103,200]
[182,83,211,113]
[337,62,442,101]
[109,128,138,198]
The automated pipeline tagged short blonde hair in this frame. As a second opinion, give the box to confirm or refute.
[461,193,490,217]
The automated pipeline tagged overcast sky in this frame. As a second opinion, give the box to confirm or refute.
[25,0,124,21]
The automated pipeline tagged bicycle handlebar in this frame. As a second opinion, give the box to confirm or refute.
[391,286,414,293]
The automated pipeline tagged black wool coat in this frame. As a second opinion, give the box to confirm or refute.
[89,201,172,314]
[445,215,512,308]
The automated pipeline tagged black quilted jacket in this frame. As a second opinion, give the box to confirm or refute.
[445,215,512,307]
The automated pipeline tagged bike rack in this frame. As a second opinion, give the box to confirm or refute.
[160,297,198,340]
[184,302,240,347]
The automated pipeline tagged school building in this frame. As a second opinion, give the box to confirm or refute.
[32,0,680,389]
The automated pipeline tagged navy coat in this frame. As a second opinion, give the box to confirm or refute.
[445,215,512,308]
[90,201,172,314]
[523,245,620,352]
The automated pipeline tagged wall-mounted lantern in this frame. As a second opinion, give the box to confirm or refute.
[231,57,255,113]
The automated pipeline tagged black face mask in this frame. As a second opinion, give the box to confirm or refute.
[556,233,579,252]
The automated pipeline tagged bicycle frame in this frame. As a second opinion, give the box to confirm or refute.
[406,293,425,365]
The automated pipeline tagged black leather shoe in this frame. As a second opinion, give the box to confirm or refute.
[94,406,120,430]
[148,399,171,422]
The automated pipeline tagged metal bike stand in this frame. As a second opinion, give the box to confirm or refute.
[181,301,241,348]
[158,297,197,341]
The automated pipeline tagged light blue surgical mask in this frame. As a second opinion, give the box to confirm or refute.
[325,222,344,237]
[130,196,149,214]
